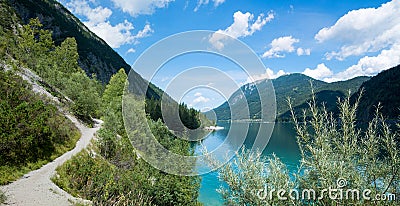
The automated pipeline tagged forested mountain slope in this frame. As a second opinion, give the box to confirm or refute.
[350,64,400,122]
[7,0,128,82]
[208,73,369,121]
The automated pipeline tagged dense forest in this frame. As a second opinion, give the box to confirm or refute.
[0,17,101,123]
[282,65,400,122]
[350,64,400,122]
[146,99,202,131]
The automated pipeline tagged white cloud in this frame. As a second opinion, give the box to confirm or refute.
[192,93,210,105]
[67,0,112,24]
[262,36,310,58]
[126,48,136,53]
[302,63,333,80]
[111,0,174,17]
[194,0,226,12]
[133,23,154,43]
[262,36,299,58]
[161,77,171,82]
[200,107,213,112]
[315,0,400,60]
[213,0,225,7]
[324,44,400,82]
[297,47,311,56]
[209,11,274,50]
[67,0,153,48]
[304,44,400,83]
[245,68,287,84]
[265,68,287,79]
[289,5,294,13]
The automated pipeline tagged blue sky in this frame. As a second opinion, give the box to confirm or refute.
[58,0,400,111]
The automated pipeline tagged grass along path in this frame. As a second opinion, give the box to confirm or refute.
[0,115,102,206]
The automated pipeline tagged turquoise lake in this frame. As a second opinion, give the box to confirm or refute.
[195,122,301,205]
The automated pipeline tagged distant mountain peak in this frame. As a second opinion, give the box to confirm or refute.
[207,71,371,121]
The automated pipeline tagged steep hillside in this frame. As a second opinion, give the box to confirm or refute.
[7,0,128,82]
[4,0,167,100]
[278,90,346,121]
[0,1,203,204]
[1,0,197,122]
[0,68,81,185]
[351,64,400,122]
[208,73,370,121]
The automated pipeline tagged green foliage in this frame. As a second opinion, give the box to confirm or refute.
[179,103,201,129]
[0,70,80,184]
[101,68,126,113]
[214,148,294,206]
[63,70,101,122]
[0,189,5,204]
[55,69,202,205]
[53,149,154,206]
[1,16,101,123]
[145,99,203,131]
[145,98,162,122]
[215,93,399,205]
[291,93,399,205]
[6,0,131,83]
[278,89,346,121]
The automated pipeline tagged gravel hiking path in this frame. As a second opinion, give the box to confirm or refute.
[1,115,102,206]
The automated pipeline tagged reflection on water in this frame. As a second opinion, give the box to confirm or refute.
[195,122,301,205]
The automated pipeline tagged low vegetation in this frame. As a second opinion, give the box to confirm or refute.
[215,93,399,205]
[0,14,103,184]
[0,70,80,184]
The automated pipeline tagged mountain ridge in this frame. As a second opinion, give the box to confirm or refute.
[350,64,400,122]
[207,73,370,121]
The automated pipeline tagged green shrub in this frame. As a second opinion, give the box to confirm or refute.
[54,70,202,205]
[2,18,101,123]
[0,189,6,204]
[215,93,399,205]
[0,70,80,184]
[53,148,155,206]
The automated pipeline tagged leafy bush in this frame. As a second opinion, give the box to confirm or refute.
[215,93,399,205]
[54,70,202,205]
[0,70,80,184]
[1,18,101,123]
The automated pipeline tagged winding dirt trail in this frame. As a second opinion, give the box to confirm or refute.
[1,115,102,206]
